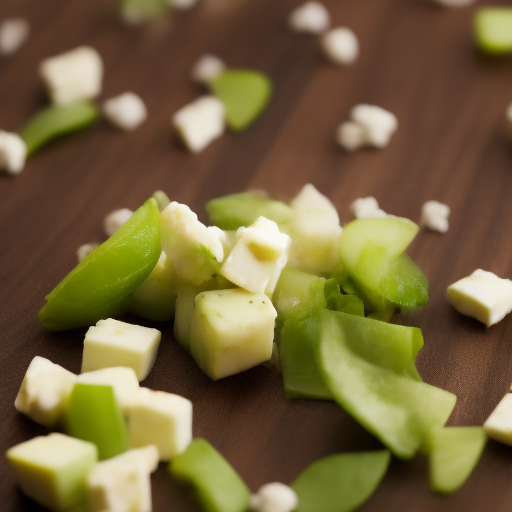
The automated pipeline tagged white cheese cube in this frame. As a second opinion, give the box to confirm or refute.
[0,18,29,55]
[336,122,365,152]
[77,243,99,262]
[288,2,330,34]
[81,319,161,381]
[484,393,512,445]
[420,200,450,233]
[220,217,290,294]
[250,483,298,512]
[172,96,225,153]
[103,92,147,131]
[350,104,398,148]
[321,27,359,65]
[104,208,134,237]
[349,197,387,219]
[191,54,225,85]
[40,46,103,105]
[447,269,512,327]
[169,0,199,9]
[15,356,77,427]
[87,446,158,512]
[0,131,27,175]
[127,388,192,461]
[78,367,140,413]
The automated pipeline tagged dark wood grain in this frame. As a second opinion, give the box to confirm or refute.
[2,0,512,510]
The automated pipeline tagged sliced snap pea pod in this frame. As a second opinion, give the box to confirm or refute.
[121,0,169,24]
[169,438,250,512]
[292,450,391,512]
[20,101,99,156]
[152,190,171,212]
[475,8,512,55]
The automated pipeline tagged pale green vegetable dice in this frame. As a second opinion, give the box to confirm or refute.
[190,288,277,380]
[475,8,512,55]
[484,393,512,444]
[15,356,77,427]
[6,433,97,511]
[127,388,193,461]
[81,319,161,381]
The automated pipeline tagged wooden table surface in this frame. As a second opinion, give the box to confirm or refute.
[2,0,512,510]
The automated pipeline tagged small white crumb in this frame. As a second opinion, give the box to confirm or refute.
[420,200,450,233]
[336,122,365,151]
[173,96,225,153]
[350,104,398,148]
[192,54,225,85]
[0,131,27,175]
[289,2,330,35]
[169,0,199,9]
[350,197,387,219]
[484,394,512,444]
[103,92,147,131]
[251,483,298,512]
[104,208,134,237]
[77,243,99,262]
[321,27,359,65]
[0,18,29,55]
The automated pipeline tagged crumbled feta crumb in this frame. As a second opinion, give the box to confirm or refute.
[192,54,225,85]
[173,96,225,153]
[484,393,512,445]
[103,92,147,131]
[420,200,450,233]
[169,0,199,9]
[77,243,99,262]
[104,208,134,237]
[321,27,359,65]
[336,122,365,151]
[40,46,103,105]
[0,131,27,175]
[0,18,29,55]
[350,104,398,148]
[251,483,298,512]
[289,2,330,34]
[350,197,387,219]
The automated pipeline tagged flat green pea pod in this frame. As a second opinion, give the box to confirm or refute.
[292,450,391,512]
[20,101,99,156]
[475,8,512,55]
[120,0,169,24]
[39,198,161,331]
[169,438,250,512]
[317,310,456,459]
[152,190,171,212]
[210,70,273,132]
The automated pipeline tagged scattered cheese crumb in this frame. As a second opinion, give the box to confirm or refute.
[0,18,29,55]
[169,0,199,10]
[484,393,512,445]
[173,96,225,153]
[350,104,398,148]
[0,131,26,175]
[192,54,225,85]
[104,208,134,237]
[350,197,387,219]
[289,2,330,35]
[103,92,147,131]
[420,200,450,233]
[250,483,298,512]
[447,269,512,327]
[336,122,365,151]
[40,46,103,105]
[321,27,359,65]
[77,243,99,262]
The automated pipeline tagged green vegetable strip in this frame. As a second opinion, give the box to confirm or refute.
[20,101,99,156]
[475,8,512,55]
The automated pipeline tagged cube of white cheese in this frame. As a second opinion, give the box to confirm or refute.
[191,54,225,85]
[420,200,450,233]
[78,367,140,413]
[15,356,77,427]
[87,446,158,512]
[81,319,161,381]
[350,104,398,148]
[104,208,134,237]
[321,27,359,66]
[0,18,29,55]
[447,269,512,327]
[288,2,330,34]
[250,483,298,512]
[103,92,147,131]
[40,46,103,105]
[77,243,99,262]
[350,197,387,219]
[484,393,512,445]
[172,96,225,153]
[0,131,27,175]
[169,0,199,10]
[220,217,290,294]
[336,121,365,152]
[127,388,193,461]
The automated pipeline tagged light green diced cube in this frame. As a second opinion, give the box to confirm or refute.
[6,433,97,511]
[475,8,512,55]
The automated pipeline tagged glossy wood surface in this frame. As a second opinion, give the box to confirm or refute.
[2,0,512,510]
